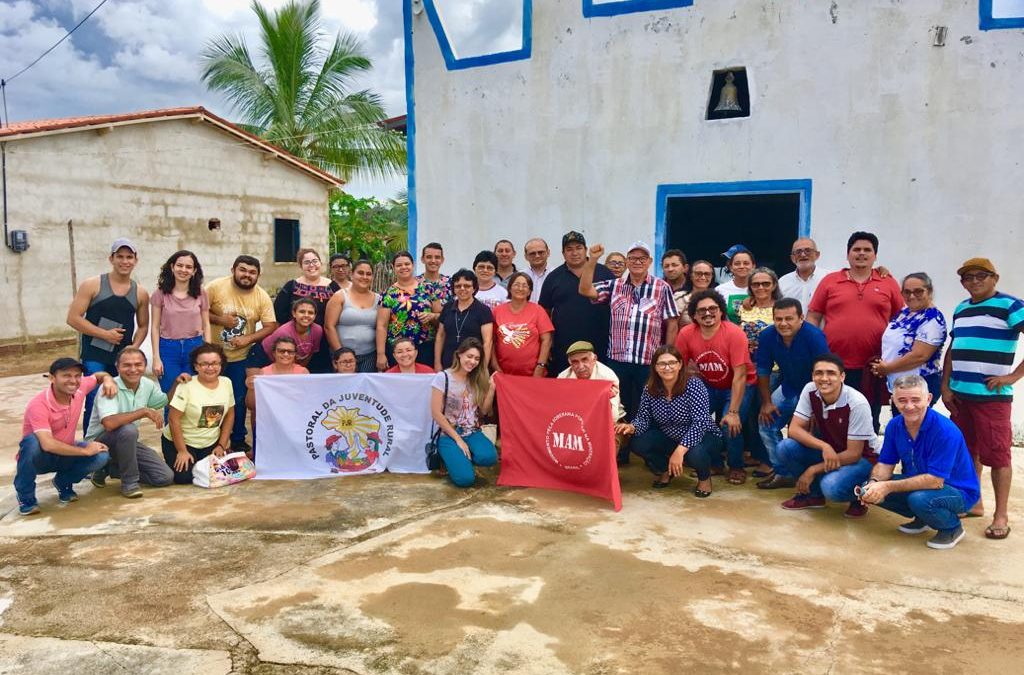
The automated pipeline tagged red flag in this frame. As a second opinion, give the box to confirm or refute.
[494,373,622,511]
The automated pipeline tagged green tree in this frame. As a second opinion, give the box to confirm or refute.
[329,192,408,263]
[200,0,406,181]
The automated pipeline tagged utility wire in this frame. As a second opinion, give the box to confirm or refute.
[2,0,112,84]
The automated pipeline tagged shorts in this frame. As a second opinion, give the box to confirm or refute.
[951,399,1013,469]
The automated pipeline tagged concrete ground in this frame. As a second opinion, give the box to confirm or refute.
[0,371,1022,674]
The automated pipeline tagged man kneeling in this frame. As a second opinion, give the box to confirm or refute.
[85,347,174,497]
[777,354,878,517]
[857,374,980,549]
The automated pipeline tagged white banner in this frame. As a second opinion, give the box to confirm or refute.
[254,374,435,479]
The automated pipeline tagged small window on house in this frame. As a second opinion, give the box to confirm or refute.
[274,219,300,263]
[981,0,1024,30]
[706,68,750,121]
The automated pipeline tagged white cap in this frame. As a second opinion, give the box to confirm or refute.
[626,240,652,256]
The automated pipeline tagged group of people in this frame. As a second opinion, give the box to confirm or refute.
[13,231,1023,550]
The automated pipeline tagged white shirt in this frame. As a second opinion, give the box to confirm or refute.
[526,266,550,303]
[557,360,626,421]
[779,267,832,313]
[475,283,509,310]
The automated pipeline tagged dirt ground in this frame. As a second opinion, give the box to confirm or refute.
[0,371,1022,674]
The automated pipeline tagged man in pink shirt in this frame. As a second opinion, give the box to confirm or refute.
[15,357,116,515]
[806,231,903,432]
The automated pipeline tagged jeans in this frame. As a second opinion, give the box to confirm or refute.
[437,430,497,488]
[875,476,969,532]
[759,387,801,470]
[630,427,720,481]
[223,356,252,443]
[158,335,204,393]
[14,434,109,506]
[94,425,173,492]
[706,384,758,470]
[775,438,873,500]
[161,435,217,485]
[82,359,117,433]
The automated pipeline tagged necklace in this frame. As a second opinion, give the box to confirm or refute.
[453,304,472,343]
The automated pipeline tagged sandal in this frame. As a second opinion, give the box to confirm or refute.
[751,469,774,479]
[693,486,712,498]
[985,524,1011,540]
[652,473,673,489]
[727,469,747,485]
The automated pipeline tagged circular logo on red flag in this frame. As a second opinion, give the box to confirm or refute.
[544,412,594,471]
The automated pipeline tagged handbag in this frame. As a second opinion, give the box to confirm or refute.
[192,451,256,488]
[424,372,448,471]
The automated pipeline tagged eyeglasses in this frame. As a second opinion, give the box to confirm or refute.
[692,271,713,278]
[791,248,816,256]
[901,288,928,298]
[275,348,297,355]
[301,259,320,267]
[750,281,774,288]
[453,283,475,290]
[655,360,680,369]
[627,256,649,264]
[525,250,547,256]
[960,272,992,283]
[196,361,221,368]
[330,263,349,270]
[695,306,720,315]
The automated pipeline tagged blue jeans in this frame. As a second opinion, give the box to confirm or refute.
[437,430,497,488]
[158,335,205,393]
[876,476,969,532]
[759,387,800,470]
[223,355,253,443]
[706,384,757,470]
[775,438,873,501]
[14,434,109,506]
[630,427,720,481]
[82,359,117,433]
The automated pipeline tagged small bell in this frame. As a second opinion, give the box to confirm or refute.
[714,72,742,113]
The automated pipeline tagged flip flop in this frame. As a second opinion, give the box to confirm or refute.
[751,469,774,479]
[985,525,1011,540]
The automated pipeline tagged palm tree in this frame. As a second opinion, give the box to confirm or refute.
[200,0,406,181]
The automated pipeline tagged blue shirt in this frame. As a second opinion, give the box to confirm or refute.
[632,376,720,449]
[878,408,981,508]
[754,322,830,398]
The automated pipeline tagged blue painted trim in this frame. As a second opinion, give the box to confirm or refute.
[403,0,418,260]
[583,0,693,19]
[653,179,813,266]
[422,0,532,71]
[980,0,1024,29]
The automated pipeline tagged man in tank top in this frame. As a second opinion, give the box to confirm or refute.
[66,238,150,431]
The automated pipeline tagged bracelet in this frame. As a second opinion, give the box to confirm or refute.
[536,362,546,369]
[726,410,739,415]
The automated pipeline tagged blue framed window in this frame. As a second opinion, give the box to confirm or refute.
[981,0,1024,29]
[583,0,693,19]
[423,0,532,70]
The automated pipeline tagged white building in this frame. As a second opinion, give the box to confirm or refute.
[0,107,341,350]
[405,0,1024,426]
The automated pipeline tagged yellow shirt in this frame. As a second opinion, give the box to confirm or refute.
[205,276,275,362]
[163,377,234,449]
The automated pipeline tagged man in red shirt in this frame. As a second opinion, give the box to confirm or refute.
[806,231,902,431]
[674,289,761,484]
[15,357,116,515]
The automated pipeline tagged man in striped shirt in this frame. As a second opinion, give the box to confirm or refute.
[941,257,1024,541]
[579,240,679,462]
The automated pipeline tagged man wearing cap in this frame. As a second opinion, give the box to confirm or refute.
[579,241,679,463]
[539,231,616,378]
[941,257,1024,540]
[558,341,629,452]
[84,347,175,498]
[779,238,831,310]
[524,238,551,303]
[716,244,755,323]
[66,238,150,431]
[15,358,117,515]
[807,231,903,432]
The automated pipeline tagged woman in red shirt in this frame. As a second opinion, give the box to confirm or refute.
[491,272,554,377]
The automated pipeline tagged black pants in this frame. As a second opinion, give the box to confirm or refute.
[843,368,882,434]
[161,436,218,485]
[630,427,719,481]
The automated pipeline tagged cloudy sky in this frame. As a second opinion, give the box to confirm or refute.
[0,0,412,197]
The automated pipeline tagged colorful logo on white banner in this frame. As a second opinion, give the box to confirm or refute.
[305,394,396,473]
[544,412,594,471]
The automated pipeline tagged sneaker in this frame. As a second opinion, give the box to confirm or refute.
[122,487,144,499]
[844,502,869,519]
[90,470,107,489]
[898,517,931,534]
[18,500,40,516]
[927,525,966,550]
[781,494,826,510]
[230,439,251,454]
[52,478,78,504]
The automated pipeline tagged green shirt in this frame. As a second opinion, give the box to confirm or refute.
[85,376,168,441]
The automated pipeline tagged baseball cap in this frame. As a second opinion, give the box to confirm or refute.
[626,240,652,257]
[722,244,751,260]
[49,357,84,375]
[566,341,595,357]
[956,257,997,276]
[562,231,587,249]
[110,238,138,255]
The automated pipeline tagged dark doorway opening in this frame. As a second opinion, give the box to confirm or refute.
[664,193,800,280]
